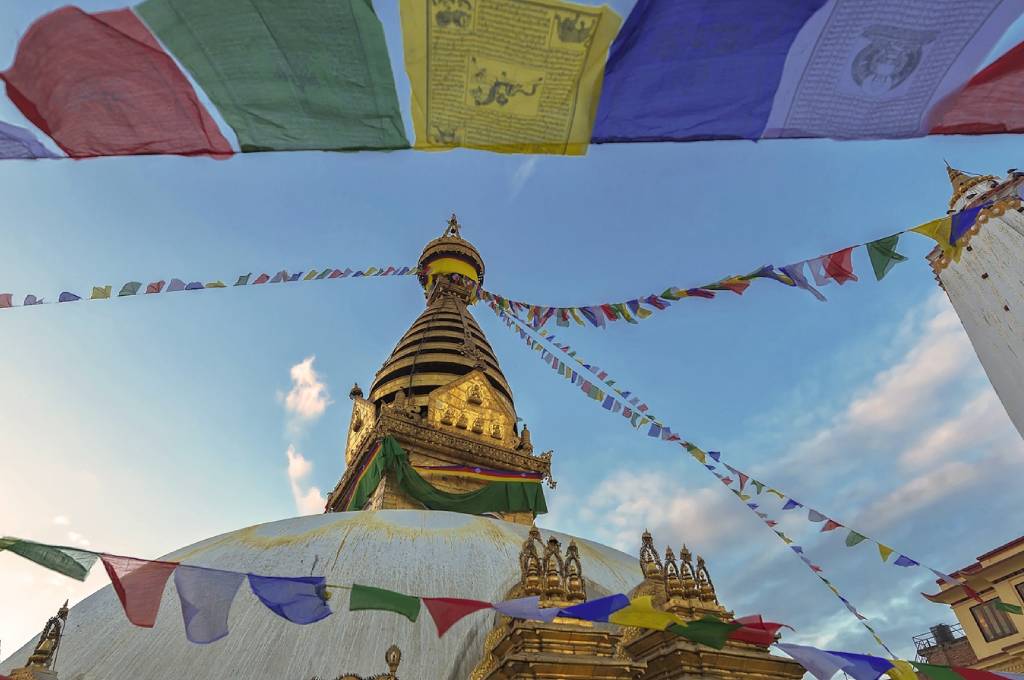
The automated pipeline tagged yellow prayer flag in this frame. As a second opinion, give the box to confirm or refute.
[90,285,112,300]
[569,308,584,326]
[766,488,785,499]
[608,596,684,631]
[364,267,379,276]
[878,543,894,562]
[399,0,621,155]
[304,270,318,281]
[636,305,653,319]
[205,281,226,288]
[888,660,917,680]
[911,217,963,262]
[689,448,707,464]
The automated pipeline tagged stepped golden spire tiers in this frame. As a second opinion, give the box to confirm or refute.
[11,600,69,680]
[326,216,552,522]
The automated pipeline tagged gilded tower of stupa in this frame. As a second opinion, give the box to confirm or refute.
[326,214,554,524]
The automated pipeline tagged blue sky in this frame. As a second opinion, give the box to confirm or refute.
[2,0,1024,664]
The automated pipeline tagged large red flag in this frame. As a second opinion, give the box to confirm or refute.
[729,615,791,646]
[1,7,231,159]
[422,597,492,637]
[824,248,858,285]
[101,554,178,628]
[930,41,1024,135]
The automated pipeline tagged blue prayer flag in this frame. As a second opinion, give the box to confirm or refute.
[247,574,331,625]
[559,594,629,622]
[782,499,802,511]
[494,596,559,623]
[893,554,919,567]
[58,292,81,303]
[175,565,244,644]
[593,0,827,142]
[949,204,986,244]
[826,651,893,680]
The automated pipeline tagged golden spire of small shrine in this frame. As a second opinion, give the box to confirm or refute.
[946,162,997,209]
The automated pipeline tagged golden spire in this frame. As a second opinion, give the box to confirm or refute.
[22,599,69,670]
[946,162,997,209]
[367,216,515,415]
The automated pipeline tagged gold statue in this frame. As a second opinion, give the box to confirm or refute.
[313,644,402,680]
[25,600,68,670]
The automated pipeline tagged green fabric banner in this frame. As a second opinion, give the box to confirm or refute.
[914,663,965,680]
[345,438,548,516]
[0,536,99,581]
[996,601,1024,615]
[666,617,740,649]
[137,0,409,152]
[350,583,421,622]
[866,235,908,281]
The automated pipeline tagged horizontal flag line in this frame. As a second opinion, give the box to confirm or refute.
[1,535,776,647]
[0,265,418,312]
[480,196,1018,330]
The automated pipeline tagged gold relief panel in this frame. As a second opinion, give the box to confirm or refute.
[428,371,514,448]
[345,399,376,466]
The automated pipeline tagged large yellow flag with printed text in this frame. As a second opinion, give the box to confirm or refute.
[400,0,620,155]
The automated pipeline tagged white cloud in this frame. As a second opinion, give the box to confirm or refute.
[51,515,69,526]
[286,445,326,516]
[66,531,91,548]
[510,157,538,198]
[281,356,331,429]
[563,470,748,554]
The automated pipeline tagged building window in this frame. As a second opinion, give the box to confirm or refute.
[1015,581,1024,607]
[971,600,1018,641]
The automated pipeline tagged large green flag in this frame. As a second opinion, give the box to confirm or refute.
[914,663,965,680]
[666,617,740,649]
[866,235,908,281]
[349,583,421,622]
[0,537,99,581]
[346,437,548,515]
[137,0,409,152]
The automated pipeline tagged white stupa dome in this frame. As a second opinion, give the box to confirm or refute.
[2,510,643,680]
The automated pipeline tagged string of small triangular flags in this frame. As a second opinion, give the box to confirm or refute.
[706,466,896,658]
[775,642,1024,680]
[479,197,1017,330]
[487,305,994,654]
[0,265,417,311]
[0,536,777,647]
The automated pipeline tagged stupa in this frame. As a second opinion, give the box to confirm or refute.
[1,217,804,680]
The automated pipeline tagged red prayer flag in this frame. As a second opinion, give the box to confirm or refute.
[145,280,165,294]
[824,248,858,285]
[821,519,843,532]
[600,304,618,321]
[954,668,1009,680]
[1,7,231,159]
[253,273,270,284]
[729,615,790,646]
[101,554,178,627]
[422,597,492,637]
[930,41,1024,135]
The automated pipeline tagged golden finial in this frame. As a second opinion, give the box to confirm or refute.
[664,547,685,600]
[639,530,663,579]
[564,540,586,603]
[543,537,566,601]
[349,382,364,400]
[444,213,462,238]
[696,555,718,603]
[24,600,69,669]
[385,645,402,676]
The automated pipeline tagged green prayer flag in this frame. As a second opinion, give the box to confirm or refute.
[866,235,908,281]
[137,0,409,152]
[667,617,741,649]
[914,663,965,680]
[996,601,1024,615]
[118,282,142,297]
[845,531,868,547]
[349,583,421,622]
[751,480,765,495]
[0,537,99,581]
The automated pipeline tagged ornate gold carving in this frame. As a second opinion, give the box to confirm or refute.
[564,540,586,603]
[640,529,663,579]
[456,413,468,429]
[543,537,566,601]
[344,398,376,467]
[472,416,485,434]
[696,555,718,604]
[518,423,534,453]
[490,422,502,440]
[468,384,483,404]
[22,600,68,670]
[429,371,514,449]
[441,408,455,426]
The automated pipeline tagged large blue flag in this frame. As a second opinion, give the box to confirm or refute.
[593,0,827,142]
[593,0,1022,143]
[247,574,332,625]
